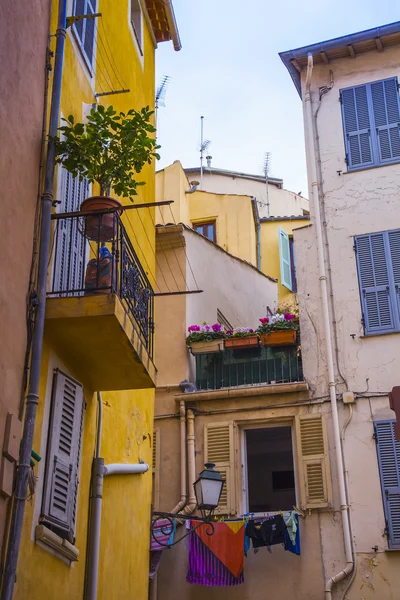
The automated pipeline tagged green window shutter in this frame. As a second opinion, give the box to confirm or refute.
[375,420,400,549]
[371,78,400,164]
[41,370,85,543]
[340,84,374,169]
[355,232,398,334]
[278,227,292,290]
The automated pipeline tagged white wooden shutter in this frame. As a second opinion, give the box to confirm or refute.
[204,421,235,515]
[42,370,84,542]
[295,414,332,509]
[278,227,293,290]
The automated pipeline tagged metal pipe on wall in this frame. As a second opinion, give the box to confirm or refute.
[303,53,354,599]
[183,409,197,515]
[170,401,187,513]
[1,2,67,597]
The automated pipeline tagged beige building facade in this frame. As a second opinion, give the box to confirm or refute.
[280,19,400,600]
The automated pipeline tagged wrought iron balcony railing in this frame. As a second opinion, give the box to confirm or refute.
[194,345,302,391]
[48,209,154,358]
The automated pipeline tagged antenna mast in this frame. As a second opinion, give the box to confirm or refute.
[155,75,170,134]
[199,116,211,190]
[263,152,271,217]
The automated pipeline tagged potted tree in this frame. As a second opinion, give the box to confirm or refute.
[186,323,225,355]
[257,313,298,347]
[55,104,160,241]
[225,328,259,350]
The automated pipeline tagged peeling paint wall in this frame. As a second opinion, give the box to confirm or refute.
[294,43,400,598]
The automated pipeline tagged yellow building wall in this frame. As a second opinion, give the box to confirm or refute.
[14,1,157,599]
[261,219,309,308]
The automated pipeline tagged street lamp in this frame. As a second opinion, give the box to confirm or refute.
[151,463,225,547]
[194,463,225,518]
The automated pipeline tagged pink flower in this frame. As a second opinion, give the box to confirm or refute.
[188,325,201,332]
[212,323,222,332]
[259,317,269,324]
[284,313,296,321]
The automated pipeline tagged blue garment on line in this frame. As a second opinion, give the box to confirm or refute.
[284,514,300,555]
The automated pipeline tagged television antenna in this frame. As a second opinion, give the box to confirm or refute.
[155,75,170,132]
[263,152,271,217]
[199,116,211,189]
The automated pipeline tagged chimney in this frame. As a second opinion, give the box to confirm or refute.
[206,155,212,168]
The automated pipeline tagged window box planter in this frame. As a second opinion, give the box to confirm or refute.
[189,340,225,355]
[260,330,297,347]
[225,335,259,350]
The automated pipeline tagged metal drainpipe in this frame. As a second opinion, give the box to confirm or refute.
[170,401,187,514]
[1,2,67,597]
[303,53,354,599]
[182,409,197,515]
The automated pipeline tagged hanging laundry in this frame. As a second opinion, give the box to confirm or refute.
[149,550,163,579]
[284,513,300,556]
[245,515,286,550]
[186,520,245,586]
[150,518,176,550]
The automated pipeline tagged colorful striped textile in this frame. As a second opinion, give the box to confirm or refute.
[186,520,245,586]
[150,518,176,550]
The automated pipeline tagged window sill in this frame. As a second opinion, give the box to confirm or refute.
[35,525,79,563]
[342,161,400,175]
[360,330,400,339]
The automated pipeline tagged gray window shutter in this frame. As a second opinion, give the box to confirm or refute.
[355,233,395,334]
[42,370,84,542]
[278,227,292,290]
[341,85,374,169]
[371,78,400,164]
[375,420,400,549]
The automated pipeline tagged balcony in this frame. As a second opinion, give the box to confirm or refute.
[45,209,156,391]
[194,345,302,391]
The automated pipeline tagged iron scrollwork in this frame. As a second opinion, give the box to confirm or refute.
[120,242,151,342]
[151,512,215,548]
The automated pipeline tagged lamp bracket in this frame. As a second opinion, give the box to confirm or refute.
[151,511,215,548]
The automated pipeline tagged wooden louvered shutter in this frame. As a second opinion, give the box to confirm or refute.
[388,230,400,325]
[278,227,292,290]
[371,78,400,164]
[340,85,374,169]
[204,422,235,515]
[42,370,84,542]
[152,428,160,509]
[295,414,332,509]
[374,421,400,549]
[355,233,396,334]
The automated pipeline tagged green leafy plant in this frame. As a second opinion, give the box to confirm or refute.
[225,327,257,338]
[54,104,160,199]
[186,323,225,346]
[257,312,299,335]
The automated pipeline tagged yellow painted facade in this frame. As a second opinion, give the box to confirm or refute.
[156,161,309,310]
[13,2,179,599]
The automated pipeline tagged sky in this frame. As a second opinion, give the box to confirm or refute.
[155,0,399,196]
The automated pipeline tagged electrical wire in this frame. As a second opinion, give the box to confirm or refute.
[98,19,127,90]
[153,207,187,290]
[166,205,200,290]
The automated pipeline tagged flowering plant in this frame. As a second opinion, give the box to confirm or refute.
[257,312,298,334]
[226,327,257,338]
[186,323,225,345]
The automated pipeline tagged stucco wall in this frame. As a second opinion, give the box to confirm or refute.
[0,0,50,554]
[293,43,400,598]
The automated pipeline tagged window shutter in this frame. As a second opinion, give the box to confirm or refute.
[355,233,395,334]
[295,414,332,509]
[278,227,293,290]
[374,420,400,549]
[371,78,400,164]
[204,421,235,515]
[340,85,374,169]
[42,370,85,542]
[152,428,160,510]
[388,230,400,321]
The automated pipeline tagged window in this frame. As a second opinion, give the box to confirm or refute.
[278,227,294,291]
[131,0,143,54]
[245,427,296,513]
[193,221,216,243]
[73,0,97,67]
[374,420,400,549]
[217,308,233,331]
[204,415,331,516]
[53,168,89,295]
[354,229,400,335]
[340,77,400,171]
[41,370,84,543]
[289,236,297,293]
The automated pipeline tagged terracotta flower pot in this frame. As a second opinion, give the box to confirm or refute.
[225,335,259,350]
[189,339,225,355]
[80,196,122,242]
[260,330,297,347]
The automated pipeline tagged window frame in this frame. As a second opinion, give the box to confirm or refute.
[340,77,400,173]
[130,0,144,56]
[240,422,298,516]
[192,220,217,243]
[72,0,98,73]
[278,227,293,291]
[354,228,400,336]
